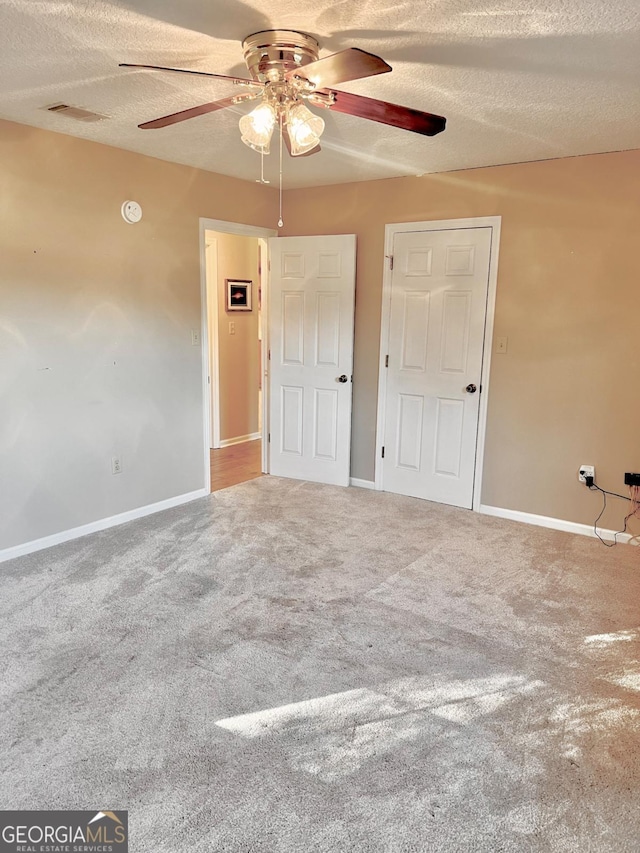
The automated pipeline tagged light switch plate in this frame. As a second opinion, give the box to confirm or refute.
[496,336,508,353]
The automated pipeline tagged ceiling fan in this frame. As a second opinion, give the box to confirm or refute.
[120,29,446,158]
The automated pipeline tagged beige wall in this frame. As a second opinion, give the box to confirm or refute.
[3,113,638,550]
[0,119,276,551]
[209,232,260,442]
[283,150,640,533]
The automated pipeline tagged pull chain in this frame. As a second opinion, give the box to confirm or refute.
[278,112,284,228]
[260,147,269,184]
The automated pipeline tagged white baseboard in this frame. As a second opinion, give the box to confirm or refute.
[350,478,375,490]
[218,432,261,448]
[0,488,210,564]
[479,504,637,546]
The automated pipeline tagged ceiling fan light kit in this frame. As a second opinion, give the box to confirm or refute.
[238,31,329,158]
[285,101,325,156]
[239,101,277,153]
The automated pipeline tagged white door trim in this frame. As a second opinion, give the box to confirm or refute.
[205,237,220,449]
[199,218,278,489]
[374,216,502,511]
[258,238,270,475]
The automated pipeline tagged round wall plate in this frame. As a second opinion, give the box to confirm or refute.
[121,200,142,224]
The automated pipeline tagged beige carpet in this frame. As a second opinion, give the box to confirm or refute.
[1,476,639,851]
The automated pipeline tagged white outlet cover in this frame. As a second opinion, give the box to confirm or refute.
[578,465,595,483]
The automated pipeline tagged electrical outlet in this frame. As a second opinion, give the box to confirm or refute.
[112,456,122,475]
[191,329,200,346]
[229,322,235,336]
[578,465,594,483]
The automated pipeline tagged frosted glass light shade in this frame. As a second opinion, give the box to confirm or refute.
[239,102,277,153]
[286,101,325,155]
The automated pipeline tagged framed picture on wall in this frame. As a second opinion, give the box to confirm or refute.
[226,279,252,312]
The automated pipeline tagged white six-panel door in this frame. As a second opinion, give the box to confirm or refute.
[381,227,492,508]
[269,235,356,486]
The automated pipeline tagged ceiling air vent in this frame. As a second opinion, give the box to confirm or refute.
[44,103,108,123]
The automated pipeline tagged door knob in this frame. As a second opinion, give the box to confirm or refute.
[337,374,349,383]
[465,383,477,394]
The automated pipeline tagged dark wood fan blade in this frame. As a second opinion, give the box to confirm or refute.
[282,125,321,157]
[119,63,263,88]
[139,96,239,129]
[286,48,391,89]
[323,89,446,136]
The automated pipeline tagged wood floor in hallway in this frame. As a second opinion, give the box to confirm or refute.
[210,440,263,493]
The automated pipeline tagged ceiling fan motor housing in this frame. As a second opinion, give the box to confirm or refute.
[242,30,320,83]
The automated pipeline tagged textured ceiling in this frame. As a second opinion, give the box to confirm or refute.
[1,0,638,188]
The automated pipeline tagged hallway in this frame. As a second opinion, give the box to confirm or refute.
[210,440,263,492]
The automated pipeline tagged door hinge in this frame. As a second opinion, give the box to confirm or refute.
[268,258,271,271]
[385,354,389,368]
[386,255,394,270]
[268,348,271,360]
[381,446,385,459]
[208,376,210,384]
[268,433,271,443]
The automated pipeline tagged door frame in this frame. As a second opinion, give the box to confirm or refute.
[374,216,502,511]
[205,235,220,449]
[199,218,277,490]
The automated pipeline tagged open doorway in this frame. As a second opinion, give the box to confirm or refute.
[200,219,275,493]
